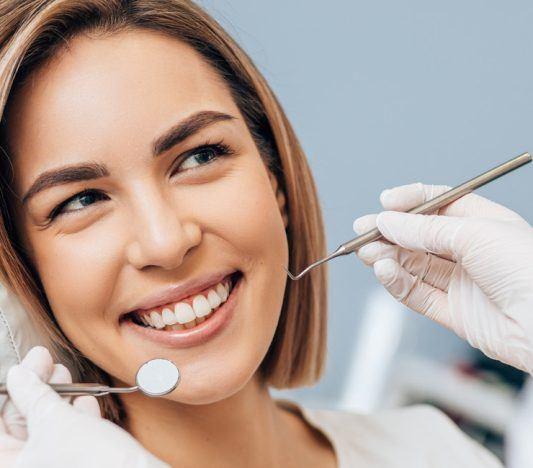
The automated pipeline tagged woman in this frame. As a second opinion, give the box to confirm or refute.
[0,1,504,466]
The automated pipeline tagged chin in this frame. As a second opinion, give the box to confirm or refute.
[164,362,259,405]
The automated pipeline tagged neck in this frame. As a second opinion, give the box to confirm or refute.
[120,376,296,468]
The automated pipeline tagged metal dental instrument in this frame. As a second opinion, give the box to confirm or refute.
[0,358,180,397]
[286,152,532,281]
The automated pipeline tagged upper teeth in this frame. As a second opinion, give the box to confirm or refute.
[137,279,232,330]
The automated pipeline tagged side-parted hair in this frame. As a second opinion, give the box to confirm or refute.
[0,0,327,424]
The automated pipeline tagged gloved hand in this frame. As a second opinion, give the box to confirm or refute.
[0,346,169,468]
[353,183,533,373]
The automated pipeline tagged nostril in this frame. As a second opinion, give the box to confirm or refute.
[126,238,188,271]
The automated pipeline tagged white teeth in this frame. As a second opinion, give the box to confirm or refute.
[162,308,178,325]
[207,289,222,308]
[216,283,228,302]
[174,303,196,324]
[136,277,235,330]
[150,311,165,329]
[192,295,212,318]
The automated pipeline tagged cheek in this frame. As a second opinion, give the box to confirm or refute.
[190,163,289,337]
[29,225,124,350]
[197,164,288,266]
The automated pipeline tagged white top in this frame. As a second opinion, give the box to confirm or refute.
[277,400,503,467]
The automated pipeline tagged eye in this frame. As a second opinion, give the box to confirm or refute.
[175,143,234,173]
[48,189,107,220]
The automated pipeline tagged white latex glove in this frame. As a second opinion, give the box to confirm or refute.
[0,346,169,468]
[353,183,533,373]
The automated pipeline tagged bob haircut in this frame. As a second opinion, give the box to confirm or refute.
[0,0,327,424]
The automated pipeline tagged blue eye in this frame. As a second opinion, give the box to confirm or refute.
[49,190,107,220]
[177,143,233,172]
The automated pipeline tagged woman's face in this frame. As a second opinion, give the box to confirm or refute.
[7,30,289,404]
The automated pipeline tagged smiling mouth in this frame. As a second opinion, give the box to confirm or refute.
[120,272,241,332]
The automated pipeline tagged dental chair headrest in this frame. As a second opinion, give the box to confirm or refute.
[0,283,47,382]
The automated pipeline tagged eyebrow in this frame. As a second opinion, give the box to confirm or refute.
[152,110,235,156]
[21,110,236,205]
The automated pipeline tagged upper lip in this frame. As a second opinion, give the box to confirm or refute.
[123,269,237,316]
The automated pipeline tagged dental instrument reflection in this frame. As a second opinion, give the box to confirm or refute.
[285,152,532,281]
[0,358,180,397]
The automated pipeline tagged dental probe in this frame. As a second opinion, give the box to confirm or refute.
[0,358,180,398]
[286,152,532,281]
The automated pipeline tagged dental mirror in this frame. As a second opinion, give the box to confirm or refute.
[0,358,181,398]
[135,358,181,397]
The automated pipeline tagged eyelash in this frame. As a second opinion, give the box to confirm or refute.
[46,141,235,222]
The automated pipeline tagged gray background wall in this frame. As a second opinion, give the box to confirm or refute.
[201,0,533,403]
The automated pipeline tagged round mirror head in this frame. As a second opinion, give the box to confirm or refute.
[135,358,180,397]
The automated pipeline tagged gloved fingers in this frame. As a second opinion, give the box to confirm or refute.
[0,429,24,453]
[373,259,451,328]
[49,363,73,405]
[1,346,55,441]
[48,364,71,384]
[353,213,378,235]
[380,182,526,224]
[398,251,456,292]
[0,418,24,463]
[2,352,72,441]
[0,404,9,434]
[353,214,395,268]
[19,346,55,383]
[72,396,102,418]
[380,183,451,213]
[358,239,456,291]
[2,398,27,440]
[6,364,62,424]
[356,241,398,266]
[376,211,468,259]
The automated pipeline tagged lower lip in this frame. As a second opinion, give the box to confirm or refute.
[121,275,241,349]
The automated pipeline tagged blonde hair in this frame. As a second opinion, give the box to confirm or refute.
[0,0,327,424]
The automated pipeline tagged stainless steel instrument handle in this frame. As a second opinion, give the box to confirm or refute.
[342,152,532,253]
[285,151,531,281]
[0,382,138,397]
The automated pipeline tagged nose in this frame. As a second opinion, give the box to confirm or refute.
[125,189,201,271]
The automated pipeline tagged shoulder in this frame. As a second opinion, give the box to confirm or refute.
[300,404,503,467]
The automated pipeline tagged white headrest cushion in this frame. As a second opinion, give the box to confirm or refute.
[0,284,47,382]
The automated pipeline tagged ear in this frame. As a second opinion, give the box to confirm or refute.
[268,171,289,229]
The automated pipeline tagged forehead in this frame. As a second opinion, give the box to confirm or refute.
[7,29,238,180]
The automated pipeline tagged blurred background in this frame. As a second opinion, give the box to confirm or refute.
[201,0,533,464]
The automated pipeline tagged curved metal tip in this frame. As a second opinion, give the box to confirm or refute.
[284,246,347,281]
[283,256,332,281]
[283,265,314,281]
[282,266,297,280]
